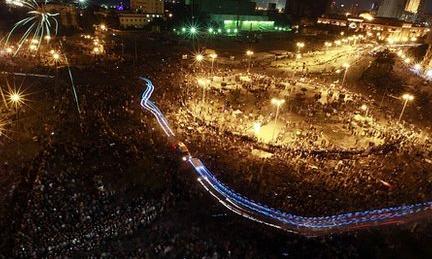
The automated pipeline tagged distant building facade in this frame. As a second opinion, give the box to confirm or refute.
[118,13,163,28]
[130,0,164,14]
[317,15,430,41]
[405,0,422,13]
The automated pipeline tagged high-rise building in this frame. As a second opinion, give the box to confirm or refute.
[405,0,422,13]
[130,0,164,14]
[377,0,406,18]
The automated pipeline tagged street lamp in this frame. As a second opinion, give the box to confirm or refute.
[209,53,217,74]
[246,50,254,73]
[9,92,22,107]
[253,122,262,134]
[52,52,60,62]
[253,122,262,141]
[342,63,350,86]
[195,53,204,62]
[197,78,210,107]
[426,69,432,79]
[413,63,422,71]
[271,98,285,142]
[360,104,368,117]
[8,90,24,132]
[296,42,305,53]
[398,94,414,123]
[324,41,332,52]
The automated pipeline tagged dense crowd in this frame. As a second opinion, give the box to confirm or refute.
[171,67,432,217]
[1,32,432,257]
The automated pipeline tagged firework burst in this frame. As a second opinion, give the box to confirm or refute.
[5,0,59,55]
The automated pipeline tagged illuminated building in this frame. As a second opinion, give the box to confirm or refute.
[130,0,164,14]
[317,15,430,41]
[119,13,163,28]
[405,0,422,13]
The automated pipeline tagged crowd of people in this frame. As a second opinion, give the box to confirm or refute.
[171,61,432,218]
[1,30,432,257]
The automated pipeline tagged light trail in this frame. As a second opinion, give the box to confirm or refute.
[140,77,432,236]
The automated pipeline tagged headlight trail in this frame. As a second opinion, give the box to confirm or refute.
[139,77,432,236]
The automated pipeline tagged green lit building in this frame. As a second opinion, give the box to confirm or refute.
[211,14,275,32]
[185,0,276,32]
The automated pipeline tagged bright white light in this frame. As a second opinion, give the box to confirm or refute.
[413,64,422,71]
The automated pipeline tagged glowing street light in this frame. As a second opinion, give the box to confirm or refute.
[398,93,414,123]
[209,53,217,74]
[190,26,197,34]
[197,78,210,110]
[246,50,254,73]
[8,89,25,132]
[52,52,60,61]
[296,42,305,53]
[324,41,332,51]
[414,63,422,70]
[342,63,350,86]
[9,92,22,107]
[195,53,204,62]
[426,69,432,79]
[271,98,285,142]
[253,122,262,134]
[404,58,411,64]
[360,104,369,116]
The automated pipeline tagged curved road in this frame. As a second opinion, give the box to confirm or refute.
[140,77,432,236]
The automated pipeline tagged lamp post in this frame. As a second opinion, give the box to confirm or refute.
[296,42,305,53]
[52,51,60,87]
[246,50,254,73]
[342,63,350,86]
[271,98,285,142]
[253,121,262,141]
[198,78,210,114]
[398,93,414,123]
[209,53,217,75]
[324,42,332,52]
[195,53,204,70]
[8,91,23,133]
[360,104,368,117]
[195,53,204,63]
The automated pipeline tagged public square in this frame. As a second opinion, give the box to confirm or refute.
[2,0,432,257]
